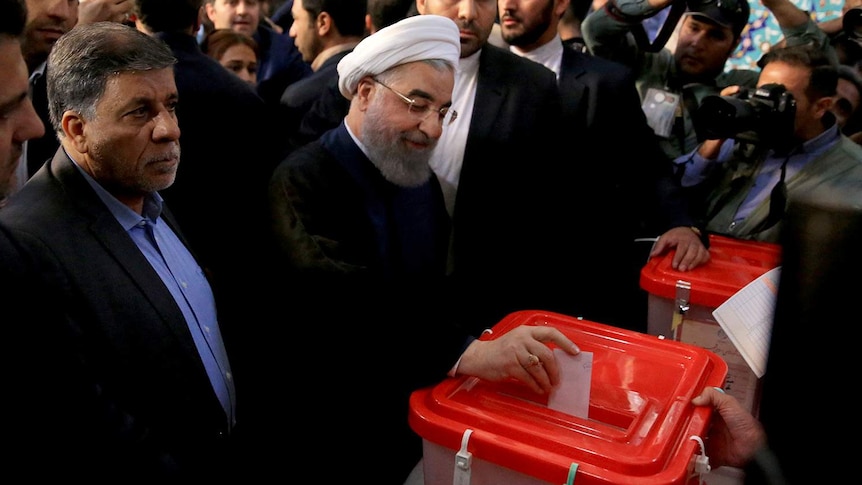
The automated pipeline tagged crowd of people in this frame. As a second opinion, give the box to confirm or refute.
[1,0,860,482]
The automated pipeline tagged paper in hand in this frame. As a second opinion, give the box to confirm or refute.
[548,349,593,418]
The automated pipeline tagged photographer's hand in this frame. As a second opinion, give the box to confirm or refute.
[647,0,675,9]
[698,139,725,158]
[697,84,739,157]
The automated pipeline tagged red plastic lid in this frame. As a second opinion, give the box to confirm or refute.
[409,311,728,485]
[640,234,782,308]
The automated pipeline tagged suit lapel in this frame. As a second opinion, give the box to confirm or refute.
[558,49,589,124]
[469,47,508,139]
[51,151,202,359]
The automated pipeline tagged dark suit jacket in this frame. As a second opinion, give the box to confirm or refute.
[449,44,567,335]
[0,149,236,479]
[254,23,312,106]
[293,71,350,147]
[154,31,286,376]
[25,66,57,177]
[559,45,691,231]
[264,124,468,483]
[279,48,352,150]
[0,224,79,476]
[546,44,694,329]
[156,32,285,266]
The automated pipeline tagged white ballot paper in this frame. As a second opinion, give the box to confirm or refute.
[712,266,781,378]
[548,350,593,418]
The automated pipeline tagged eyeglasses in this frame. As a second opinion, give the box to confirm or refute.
[372,78,458,127]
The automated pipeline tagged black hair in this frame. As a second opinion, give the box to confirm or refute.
[134,0,203,33]
[299,0,366,37]
[0,0,26,38]
[758,43,838,101]
[367,0,415,31]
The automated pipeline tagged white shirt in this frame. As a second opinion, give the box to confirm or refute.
[509,34,563,82]
[428,50,481,219]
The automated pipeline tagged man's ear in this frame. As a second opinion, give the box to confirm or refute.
[556,0,571,18]
[62,111,88,153]
[196,5,205,32]
[817,95,837,119]
[355,77,376,110]
[318,12,333,36]
[204,3,217,24]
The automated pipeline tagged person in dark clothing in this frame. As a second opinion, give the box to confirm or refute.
[204,0,311,105]
[265,15,581,483]
[133,2,289,452]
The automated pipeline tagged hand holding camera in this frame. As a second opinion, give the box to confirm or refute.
[695,83,797,149]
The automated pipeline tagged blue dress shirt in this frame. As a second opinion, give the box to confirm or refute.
[70,153,236,429]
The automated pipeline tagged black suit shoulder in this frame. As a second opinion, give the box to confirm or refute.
[155,33,282,286]
[26,67,57,177]
[480,43,557,81]
[279,50,352,148]
[280,50,349,111]
[0,150,233,479]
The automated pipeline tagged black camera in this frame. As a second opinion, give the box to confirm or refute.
[695,83,797,147]
[844,6,862,42]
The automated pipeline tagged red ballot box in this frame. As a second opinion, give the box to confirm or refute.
[639,234,782,416]
[409,310,727,485]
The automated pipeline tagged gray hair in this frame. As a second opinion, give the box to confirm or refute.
[46,21,176,136]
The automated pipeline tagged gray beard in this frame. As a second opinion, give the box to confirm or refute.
[362,109,435,188]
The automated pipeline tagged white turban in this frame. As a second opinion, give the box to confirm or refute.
[337,14,461,100]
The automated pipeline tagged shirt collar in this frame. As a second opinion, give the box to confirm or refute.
[67,149,164,229]
[797,122,841,156]
[458,48,481,77]
[311,41,359,72]
[30,60,47,84]
[509,34,564,80]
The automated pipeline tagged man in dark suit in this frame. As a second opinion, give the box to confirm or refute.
[414,0,577,335]
[0,21,241,479]
[18,0,79,184]
[0,4,89,478]
[0,0,43,204]
[278,0,365,150]
[204,0,311,106]
[132,0,289,453]
[266,15,581,483]
[19,0,136,187]
[497,0,707,330]
[287,0,416,147]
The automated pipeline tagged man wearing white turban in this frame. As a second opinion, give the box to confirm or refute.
[261,13,581,484]
[335,14,461,99]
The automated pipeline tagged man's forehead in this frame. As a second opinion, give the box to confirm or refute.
[686,13,732,33]
[101,69,177,99]
[215,0,259,7]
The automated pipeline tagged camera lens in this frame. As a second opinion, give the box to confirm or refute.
[696,95,758,140]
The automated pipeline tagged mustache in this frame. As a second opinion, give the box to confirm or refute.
[145,147,181,164]
[404,131,435,149]
[455,19,478,31]
[32,19,71,32]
